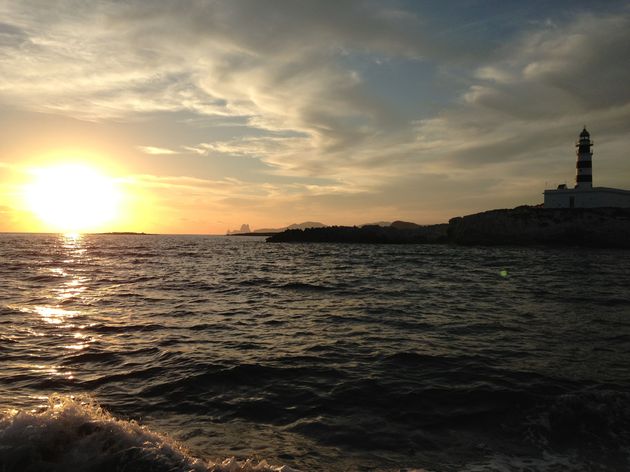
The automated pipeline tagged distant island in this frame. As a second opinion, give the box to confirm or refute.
[266,206,630,248]
[228,221,326,236]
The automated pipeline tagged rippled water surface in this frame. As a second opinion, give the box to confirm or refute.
[1,233,630,471]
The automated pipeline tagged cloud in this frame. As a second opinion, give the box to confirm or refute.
[0,1,427,118]
[414,11,630,174]
[122,172,359,202]
[0,21,30,47]
[0,0,428,184]
[1,1,629,219]
[137,146,179,155]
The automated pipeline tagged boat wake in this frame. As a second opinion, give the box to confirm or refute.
[0,394,295,472]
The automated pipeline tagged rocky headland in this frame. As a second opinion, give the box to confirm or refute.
[267,206,630,248]
[448,206,630,248]
[267,221,449,244]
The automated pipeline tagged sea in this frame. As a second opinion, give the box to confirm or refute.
[1,233,629,472]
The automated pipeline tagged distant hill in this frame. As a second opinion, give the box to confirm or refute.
[361,221,391,227]
[286,221,326,230]
[390,220,420,229]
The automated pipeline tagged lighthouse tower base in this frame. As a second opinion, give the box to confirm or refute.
[544,187,630,209]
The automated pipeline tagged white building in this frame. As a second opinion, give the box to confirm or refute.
[544,128,630,208]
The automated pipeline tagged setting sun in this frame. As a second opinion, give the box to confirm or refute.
[23,164,122,233]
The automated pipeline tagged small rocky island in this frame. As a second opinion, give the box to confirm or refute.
[267,206,630,248]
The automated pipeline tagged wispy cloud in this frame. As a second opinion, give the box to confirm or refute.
[137,146,179,155]
[413,11,630,173]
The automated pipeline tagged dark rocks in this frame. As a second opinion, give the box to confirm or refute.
[267,206,630,248]
[448,206,630,248]
[266,224,449,244]
[390,220,421,230]
[266,207,630,247]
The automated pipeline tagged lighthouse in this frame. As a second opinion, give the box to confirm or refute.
[575,127,593,189]
[543,127,630,208]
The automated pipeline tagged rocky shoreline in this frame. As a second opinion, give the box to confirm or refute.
[448,206,630,248]
[267,222,449,244]
[266,206,630,248]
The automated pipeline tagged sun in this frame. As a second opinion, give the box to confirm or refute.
[23,163,122,233]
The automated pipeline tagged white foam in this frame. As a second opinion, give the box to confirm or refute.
[0,394,297,472]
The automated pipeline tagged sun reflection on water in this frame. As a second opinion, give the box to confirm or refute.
[61,232,87,256]
[29,363,75,380]
[55,277,88,301]
[64,232,81,240]
[11,233,98,384]
[33,305,80,325]
[26,234,89,325]
[63,331,92,351]
[49,267,67,277]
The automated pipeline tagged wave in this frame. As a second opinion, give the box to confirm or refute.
[276,282,333,291]
[0,395,296,472]
[24,274,67,282]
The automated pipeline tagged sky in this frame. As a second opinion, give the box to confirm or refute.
[1,0,629,234]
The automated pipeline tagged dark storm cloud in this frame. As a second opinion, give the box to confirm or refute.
[0,22,30,47]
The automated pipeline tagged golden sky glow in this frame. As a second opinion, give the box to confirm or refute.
[1,1,629,234]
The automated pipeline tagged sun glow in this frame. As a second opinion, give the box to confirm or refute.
[23,163,122,232]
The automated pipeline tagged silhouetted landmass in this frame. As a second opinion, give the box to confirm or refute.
[229,221,326,235]
[390,220,420,230]
[361,221,391,227]
[252,221,326,233]
[286,221,326,230]
[267,207,630,248]
[448,206,630,248]
[267,223,449,244]
[229,232,278,237]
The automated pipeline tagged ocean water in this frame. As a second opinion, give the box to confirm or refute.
[1,233,629,472]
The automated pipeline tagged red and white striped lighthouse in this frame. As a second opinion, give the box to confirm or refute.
[575,127,593,189]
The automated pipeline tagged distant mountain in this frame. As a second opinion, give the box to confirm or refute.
[390,220,421,229]
[253,221,326,233]
[361,221,391,227]
[286,221,326,230]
